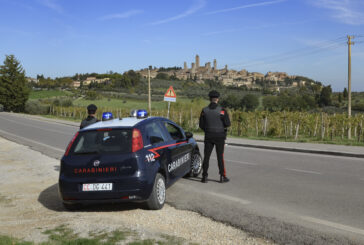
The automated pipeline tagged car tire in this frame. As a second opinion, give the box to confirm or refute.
[189,151,202,177]
[62,202,81,211]
[146,173,166,210]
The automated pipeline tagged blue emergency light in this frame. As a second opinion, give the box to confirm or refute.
[102,112,113,121]
[136,109,148,119]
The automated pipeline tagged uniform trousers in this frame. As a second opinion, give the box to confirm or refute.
[202,137,226,178]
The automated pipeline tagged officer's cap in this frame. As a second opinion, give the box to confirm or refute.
[87,104,97,112]
[208,90,220,98]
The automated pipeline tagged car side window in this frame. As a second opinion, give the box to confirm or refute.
[164,122,184,141]
[144,122,166,145]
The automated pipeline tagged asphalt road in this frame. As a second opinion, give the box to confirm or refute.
[1,112,364,245]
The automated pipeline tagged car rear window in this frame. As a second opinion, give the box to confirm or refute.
[70,129,132,155]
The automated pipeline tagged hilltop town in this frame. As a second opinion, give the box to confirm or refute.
[137,55,313,91]
[26,54,318,92]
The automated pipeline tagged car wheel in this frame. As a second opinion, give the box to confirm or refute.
[190,152,202,177]
[146,173,165,210]
[62,202,81,211]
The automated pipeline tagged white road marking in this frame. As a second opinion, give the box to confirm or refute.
[285,168,322,175]
[176,182,251,205]
[0,129,65,153]
[205,191,251,205]
[300,216,364,236]
[211,157,258,166]
[224,144,364,161]
[226,159,258,166]
[0,112,78,128]
[0,115,73,135]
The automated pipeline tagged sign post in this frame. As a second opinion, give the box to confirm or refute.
[163,86,176,119]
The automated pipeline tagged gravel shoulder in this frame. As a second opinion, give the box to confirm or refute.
[0,136,274,245]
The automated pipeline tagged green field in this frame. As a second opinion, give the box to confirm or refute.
[29,90,72,99]
[73,97,208,111]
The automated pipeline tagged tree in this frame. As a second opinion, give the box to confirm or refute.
[156,73,169,80]
[338,93,342,103]
[343,88,348,99]
[241,94,259,111]
[0,55,29,112]
[319,85,332,107]
[220,94,240,109]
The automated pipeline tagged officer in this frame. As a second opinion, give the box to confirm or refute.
[80,104,98,129]
[199,90,231,183]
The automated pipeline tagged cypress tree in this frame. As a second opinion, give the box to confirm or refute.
[0,55,29,112]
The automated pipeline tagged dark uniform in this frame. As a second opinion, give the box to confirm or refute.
[199,91,231,183]
[80,104,99,129]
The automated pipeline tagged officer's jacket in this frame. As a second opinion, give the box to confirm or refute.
[80,116,98,129]
[199,103,231,139]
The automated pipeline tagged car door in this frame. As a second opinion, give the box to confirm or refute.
[142,121,171,182]
[161,121,193,181]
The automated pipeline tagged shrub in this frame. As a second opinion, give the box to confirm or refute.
[0,104,3,112]
[85,91,100,100]
[52,99,60,106]
[61,99,73,107]
[25,100,50,115]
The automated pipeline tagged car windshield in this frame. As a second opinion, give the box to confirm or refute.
[70,129,132,155]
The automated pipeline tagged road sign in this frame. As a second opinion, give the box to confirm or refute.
[164,86,176,102]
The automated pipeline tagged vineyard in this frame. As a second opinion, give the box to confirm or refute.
[49,105,364,143]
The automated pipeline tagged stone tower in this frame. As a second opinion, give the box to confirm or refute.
[184,61,187,70]
[195,55,200,69]
[191,63,196,73]
[213,59,217,70]
[205,62,211,73]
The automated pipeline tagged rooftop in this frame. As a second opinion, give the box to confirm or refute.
[82,117,149,130]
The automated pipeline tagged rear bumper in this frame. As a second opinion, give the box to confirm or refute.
[58,174,153,204]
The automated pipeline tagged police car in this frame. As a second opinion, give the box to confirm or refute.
[58,110,202,210]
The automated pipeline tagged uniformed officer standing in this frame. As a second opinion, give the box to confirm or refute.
[80,104,99,129]
[199,90,231,183]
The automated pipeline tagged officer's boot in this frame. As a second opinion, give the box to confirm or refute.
[201,176,208,183]
[220,175,230,183]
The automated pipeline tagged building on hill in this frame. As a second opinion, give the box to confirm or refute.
[26,77,38,83]
[134,55,312,90]
[72,81,81,88]
[82,77,110,86]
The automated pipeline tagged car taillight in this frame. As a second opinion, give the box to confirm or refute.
[64,132,79,156]
[132,129,143,152]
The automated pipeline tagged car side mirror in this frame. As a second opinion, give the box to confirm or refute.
[185,132,193,139]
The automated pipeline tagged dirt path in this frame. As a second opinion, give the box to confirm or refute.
[0,136,274,245]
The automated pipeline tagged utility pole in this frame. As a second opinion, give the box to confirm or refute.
[148,66,152,114]
[347,35,354,139]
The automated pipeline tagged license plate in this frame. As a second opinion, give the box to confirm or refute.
[82,183,113,191]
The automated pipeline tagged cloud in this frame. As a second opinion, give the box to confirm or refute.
[148,0,206,25]
[204,0,285,15]
[201,20,315,36]
[309,0,364,25]
[99,10,144,20]
[38,0,63,13]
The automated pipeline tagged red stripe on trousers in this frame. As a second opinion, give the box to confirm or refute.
[222,153,226,177]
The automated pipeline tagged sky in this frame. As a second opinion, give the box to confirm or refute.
[1,0,364,91]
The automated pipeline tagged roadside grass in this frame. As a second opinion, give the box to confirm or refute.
[41,114,81,123]
[232,134,364,146]
[38,113,364,147]
[73,97,168,111]
[29,90,72,100]
[72,97,200,111]
[0,225,196,245]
